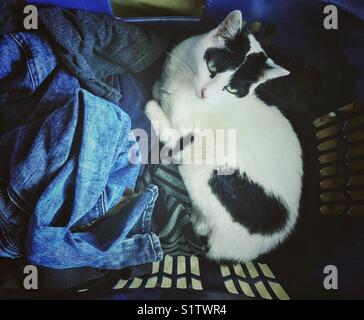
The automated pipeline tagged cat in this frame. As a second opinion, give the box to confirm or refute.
[145,10,303,262]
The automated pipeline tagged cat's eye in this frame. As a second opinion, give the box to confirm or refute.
[207,60,217,74]
[225,85,238,94]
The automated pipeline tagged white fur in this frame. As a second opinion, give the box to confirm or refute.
[145,11,303,262]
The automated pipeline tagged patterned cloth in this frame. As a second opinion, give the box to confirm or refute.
[137,164,207,257]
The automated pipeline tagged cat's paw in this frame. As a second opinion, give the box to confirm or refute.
[144,100,162,123]
[191,213,209,237]
[190,210,209,237]
[145,100,176,146]
[152,81,161,101]
[194,222,209,237]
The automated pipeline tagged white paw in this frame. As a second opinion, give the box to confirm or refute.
[144,100,161,123]
[191,213,209,237]
[152,81,161,101]
[194,222,209,237]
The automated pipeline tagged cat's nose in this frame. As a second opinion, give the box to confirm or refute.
[200,88,207,99]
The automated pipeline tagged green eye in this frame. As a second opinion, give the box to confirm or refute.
[207,60,217,73]
[225,85,238,94]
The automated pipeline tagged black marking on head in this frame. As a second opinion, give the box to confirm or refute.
[226,30,251,54]
[204,48,242,74]
[228,52,268,98]
[204,29,271,98]
[208,170,289,235]
[204,31,251,74]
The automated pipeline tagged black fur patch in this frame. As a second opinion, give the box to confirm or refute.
[204,47,244,73]
[208,170,289,235]
[204,31,251,73]
[204,30,270,98]
[227,31,252,54]
[229,52,268,97]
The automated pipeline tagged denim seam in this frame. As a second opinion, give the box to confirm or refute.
[141,185,158,234]
[0,205,19,232]
[7,186,31,216]
[99,98,130,167]
[147,233,163,261]
[0,223,20,246]
[0,226,12,254]
[100,191,106,218]
[0,216,10,243]
[7,34,68,210]
[9,33,36,93]
[140,186,163,261]
[0,211,25,252]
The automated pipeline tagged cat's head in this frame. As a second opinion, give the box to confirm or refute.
[184,10,290,103]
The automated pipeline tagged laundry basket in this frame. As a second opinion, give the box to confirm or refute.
[63,0,363,300]
[14,0,364,299]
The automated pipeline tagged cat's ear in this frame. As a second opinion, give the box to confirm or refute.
[265,58,290,80]
[215,10,244,42]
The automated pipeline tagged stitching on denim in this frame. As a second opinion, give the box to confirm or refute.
[148,233,157,259]
[137,192,148,233]
[0,213,24,254]
[141,185,158,234]
[9,33,36,93]
[0,215,11,242]
[7,186,31,216]
[101,191,106,218]
[148,233,163,261]
[115,116,132,165]
[0,227,12,254]
[0,202,19,230]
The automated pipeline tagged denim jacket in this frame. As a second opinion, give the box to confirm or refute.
[0,32,162,269]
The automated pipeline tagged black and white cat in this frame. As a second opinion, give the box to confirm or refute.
[145,10,303,262]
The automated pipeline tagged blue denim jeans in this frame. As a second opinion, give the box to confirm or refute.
[0,32,162,269]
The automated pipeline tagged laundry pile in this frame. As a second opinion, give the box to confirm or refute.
[0,1,207,292]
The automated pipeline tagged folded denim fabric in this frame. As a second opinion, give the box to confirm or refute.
[37,7,169,103]
[0,1,169,103]
[0,32,163,269]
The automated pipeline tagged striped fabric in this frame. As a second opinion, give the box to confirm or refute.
[137,164,207,256]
